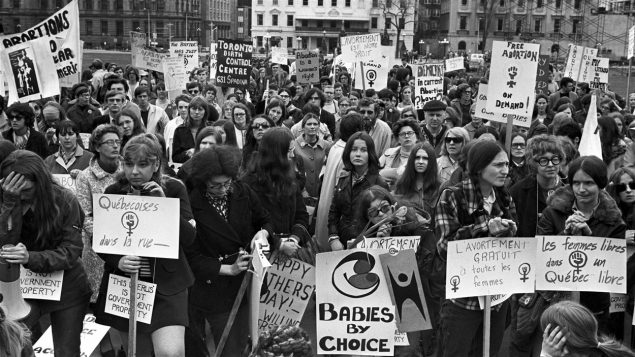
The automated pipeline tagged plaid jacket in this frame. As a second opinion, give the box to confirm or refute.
[435,178,518,310]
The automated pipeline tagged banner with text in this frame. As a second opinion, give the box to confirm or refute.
[589,57,609,90]
[578,47,599,84]
[446,237,536,299]
[130,31,146,67]
[445,57,464,72]
[340,34,382,88]
[357,236,420,253]
[170,41,199,76]
[215,39,252,88]
[564,44,585,81]
[486,41,539,118]
[271,47,288,65]
[20,267,63,301]
[92,194,180,258]
[104,274,157,324]
[535,236,627,294]
[475,83,530,127]
[134,48,167,73]
[0,0,81,87]
[34,314,109,357]
[535,55,551,96]
[417,63,445,78]
[296,50,320,84]
[414,76,444,110]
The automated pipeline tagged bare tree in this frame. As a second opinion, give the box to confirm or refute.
[378,0,419,58]
[479,0,498,53]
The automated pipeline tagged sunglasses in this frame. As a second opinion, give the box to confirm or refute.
[207,178,232,190]
[8,115,25,121]
[189,90,200,94]
[445,137,464,144]
[615,182,635,193]
[511,143,526,149]
[251,123,270,130]
[367,203,391,218]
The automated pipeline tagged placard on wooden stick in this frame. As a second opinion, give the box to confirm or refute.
[104,274,157,324]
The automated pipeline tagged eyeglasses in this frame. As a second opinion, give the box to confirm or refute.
[445,137,464,144]
[359,110,375,115]
[251,123,270,130]
[309,96,320,100]
[8,115,25,121]
[534,156,561,167]
[207,178,232,190]
[399,131,416,138]
[100,139,122,146]
[615,182,635,193]
[367,203,392,218]
[189,90,200,95]
[107,98,123,103]
[280,94,290,98]
[234,112,246,117]
[511,143,526,149]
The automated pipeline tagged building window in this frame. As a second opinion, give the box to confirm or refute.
[385,18,391,29]
[461,0,467,5]
[345,0,350,6]
[497,18,503,31]
[287,37,293,47]
[272,14,278,26]
[13,0,20,7]
[257,14,263,25]
[372,0,378,6]
[574,0,580,9]
[332,0,336,5]
[273,0,278,4]
[317,20,323,28]
[553,19,560,33]
[478,18,485,31]
[288,0,293,4]
[371,17,378,29]
[331,20,337,27]
[301,19,308,26]
[101,20,108,34]
[86,20,93,35]
[85,0,92,9]
[101,0,108,10]
[287,15,293,26]
[459,16,467,30]
[572,19,579,33]
[158,0,165,10]
[257,36,263,46]
[555,0,561,8]
[515,19,522,34]
[303,0,308,5]
[318,0,323,5]
[534,19,541,32]
[536,0,543,7]
[116,0,122,10]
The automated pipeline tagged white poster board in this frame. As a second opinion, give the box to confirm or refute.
[357,236,420,253]
[445,57,464,72]
[475,83,531,128]
[296,50,320,84]
[92,194,180,259]
[130,31,146,66]
[340,34,382,89]
[169,41,199,76]
[104,274,157,324]
[564,44,585,80]
[163,56,188,99]
[250,244,271,349]
[485,41,539,118]
[414,76,444,110]
[134,48,167,73]
[578,47,599,83]
[271,47,288,65]
[209,42,217,79]
[629,26,635,60]
[20,267,63,301]
[358,56,389,91]
[33,314,110,357]
[535,236,627,294]
[446,237,537,299]
[52,174,76,192]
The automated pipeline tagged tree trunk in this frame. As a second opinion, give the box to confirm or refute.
[480,0,497,52]
[395,27,402,59]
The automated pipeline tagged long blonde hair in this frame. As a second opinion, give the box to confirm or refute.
[0,307,31,357]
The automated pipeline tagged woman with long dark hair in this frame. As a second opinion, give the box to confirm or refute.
[241,114,275,171]
[172,97,211,163]
[0,150,91,357]
[608,167,635,229]
[265,98,288,127]
[532,94,553,125]
[394,142,440,218]
[117,108,146,149]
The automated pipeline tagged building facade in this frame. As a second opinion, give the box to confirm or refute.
[210,0,235,42]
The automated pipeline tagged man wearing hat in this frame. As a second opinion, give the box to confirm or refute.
[66,85,102,133]
[421,99,448,155]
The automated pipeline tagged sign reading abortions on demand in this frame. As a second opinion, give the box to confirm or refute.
[215,39,252,88]
[92,194,179,259]
[475,84,530,128]
[486,41,539,117]
[446,237,536,299]
[535,236,627,294]
[316,249,395,356]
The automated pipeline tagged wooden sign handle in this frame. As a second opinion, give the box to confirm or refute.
[483,295,491,357]
[128,271,138,357]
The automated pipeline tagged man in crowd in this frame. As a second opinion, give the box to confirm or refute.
[358,97,391,157]
[421,99,448,155]
[135,87,169,134]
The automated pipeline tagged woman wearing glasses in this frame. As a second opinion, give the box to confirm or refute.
[506,132,529,189]
[240,115,275,171]
[437,127,470,186]
[379,118,421,188]
[608,167,635,230]
[450,83,474,126]
[3,102,49,159]
[172,97,214,163]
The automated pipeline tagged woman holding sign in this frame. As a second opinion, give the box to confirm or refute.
[0,150,91,357]
[93,134,196,357]
[435,140,518,357]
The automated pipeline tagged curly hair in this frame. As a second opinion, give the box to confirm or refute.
[391,118,421,141]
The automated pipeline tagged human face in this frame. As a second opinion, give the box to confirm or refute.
[108,95,125,115]
[334,86,343,99]
[572,170,600,207]
[617,174,635,204]
[97,133,121,160]
[268,106,283,124]
[123,154,160,188]
[110,83,126,95]
[29,103,41,118]
[17,178,35,202]
[536,98,548,114]
[118,115,135,136]
[425,110,445,130]
[614,117,624,134]
[511,136,526,159]
[58,130,77,151]
[8,112,26,132]
[535,152,561,180]
[303,117,320,137]
[414,149,429,174]
[359,105,377,127]
[157,88,167,99]
[78,92,91,106]
[308,93,321,106]
[196,70,207,82]
[139,79,149,88]
[205,90,216,103]
[561,107,572,117]
[42,107,61,128]
[189,105,205,122]
[480,151,509,187]
[324,87,335,102]
[115,68,124,77]
[295,85,304,97]
[199,135,217,151]
[339,101,350,114]
[398,126,417,148]
[444,133,463,157]
[367,199,393,225]
[136,92,150,108]
[233,108,247,129]
[461,88,473,100]
[177,101,189,119]
[629,94,635,109]
[563,82,575,94]
[251,118,270,141]
[188,87,200,96]
[401,87,412,103]
[349,95,359,107]
[206,174,232,198]
[234,90,244,102]
[350,139,369,169]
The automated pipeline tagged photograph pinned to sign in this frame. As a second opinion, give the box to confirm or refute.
[20,267,63,301]
[92,194,180,258]
[52,174,76,192]
[474,83,531,128]
[104,274,157,324]
[535,236,627,294]
[33,314,110,357]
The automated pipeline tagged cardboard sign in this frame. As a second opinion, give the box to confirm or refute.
[589,57,609,90]
[357,236,420,254]
[20,267,63,301]
[341,34,382,87]
[134,48,167,72]
[380,250,431,332]
[445,57,464,72]
[216,39,252,88]
[0,0,81,87]
[163,56,188,99]
[358,56,389,90]
[104,274,157,324]
[610,293,627,313]
[564,44,585,80]
[414,76,444,110]
[417,63,445,77]
[474,83,531,128]
[0,37,60,103]
[446,237,536,299]
[271,47,288,65]
[92,194,180,259]
[209,42,217,79]
[250,244,271,349]
[535,236,627,294]
[578,47,598,84]
[33,314,109,356]
[486,41,539,117]
[258,256,315,334]
[170,41,199,76]
[296,50,320,84]
[478,293,512,309]
[316,249,396,355]
[52,174,76,192]
[629,26,635,60]
[130,31,146,66]
[535,55,551,96]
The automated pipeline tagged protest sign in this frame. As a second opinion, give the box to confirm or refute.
[564,44,585,80]
[357,236,420,253]
[478,293,512,309]
[486,41,539,117]
[209,42,217,79]
[216,39,252,88]
[445,57,464,72]
[359,56,389,90]
[578,47,599,84]
[340,34,382,87]
[250,244,271,349]
[52,174,76,192]
[170,41,199,76]
[316,249,396,355]
[535,55,551,96]
[163,56,188,99]
[92,194,180,258]
[271,47,288,65]
[630,26,635,60]
[589,57,609,90]
[20,267,63,301]
[610,293,627,313]
[258,256,315,334]
[535,236,627,294]
[296,50,320,84]
[446,237,536,299]
[417,63,444,77]
[130,31,146,65]
[104,274,156,324]
[475,83,531,128]
[33,314,110,357]
[79,133,91,149]
[0,37,60,103]
[134,48,167,72]
[414,76,444,110]
[0,0,81,87]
